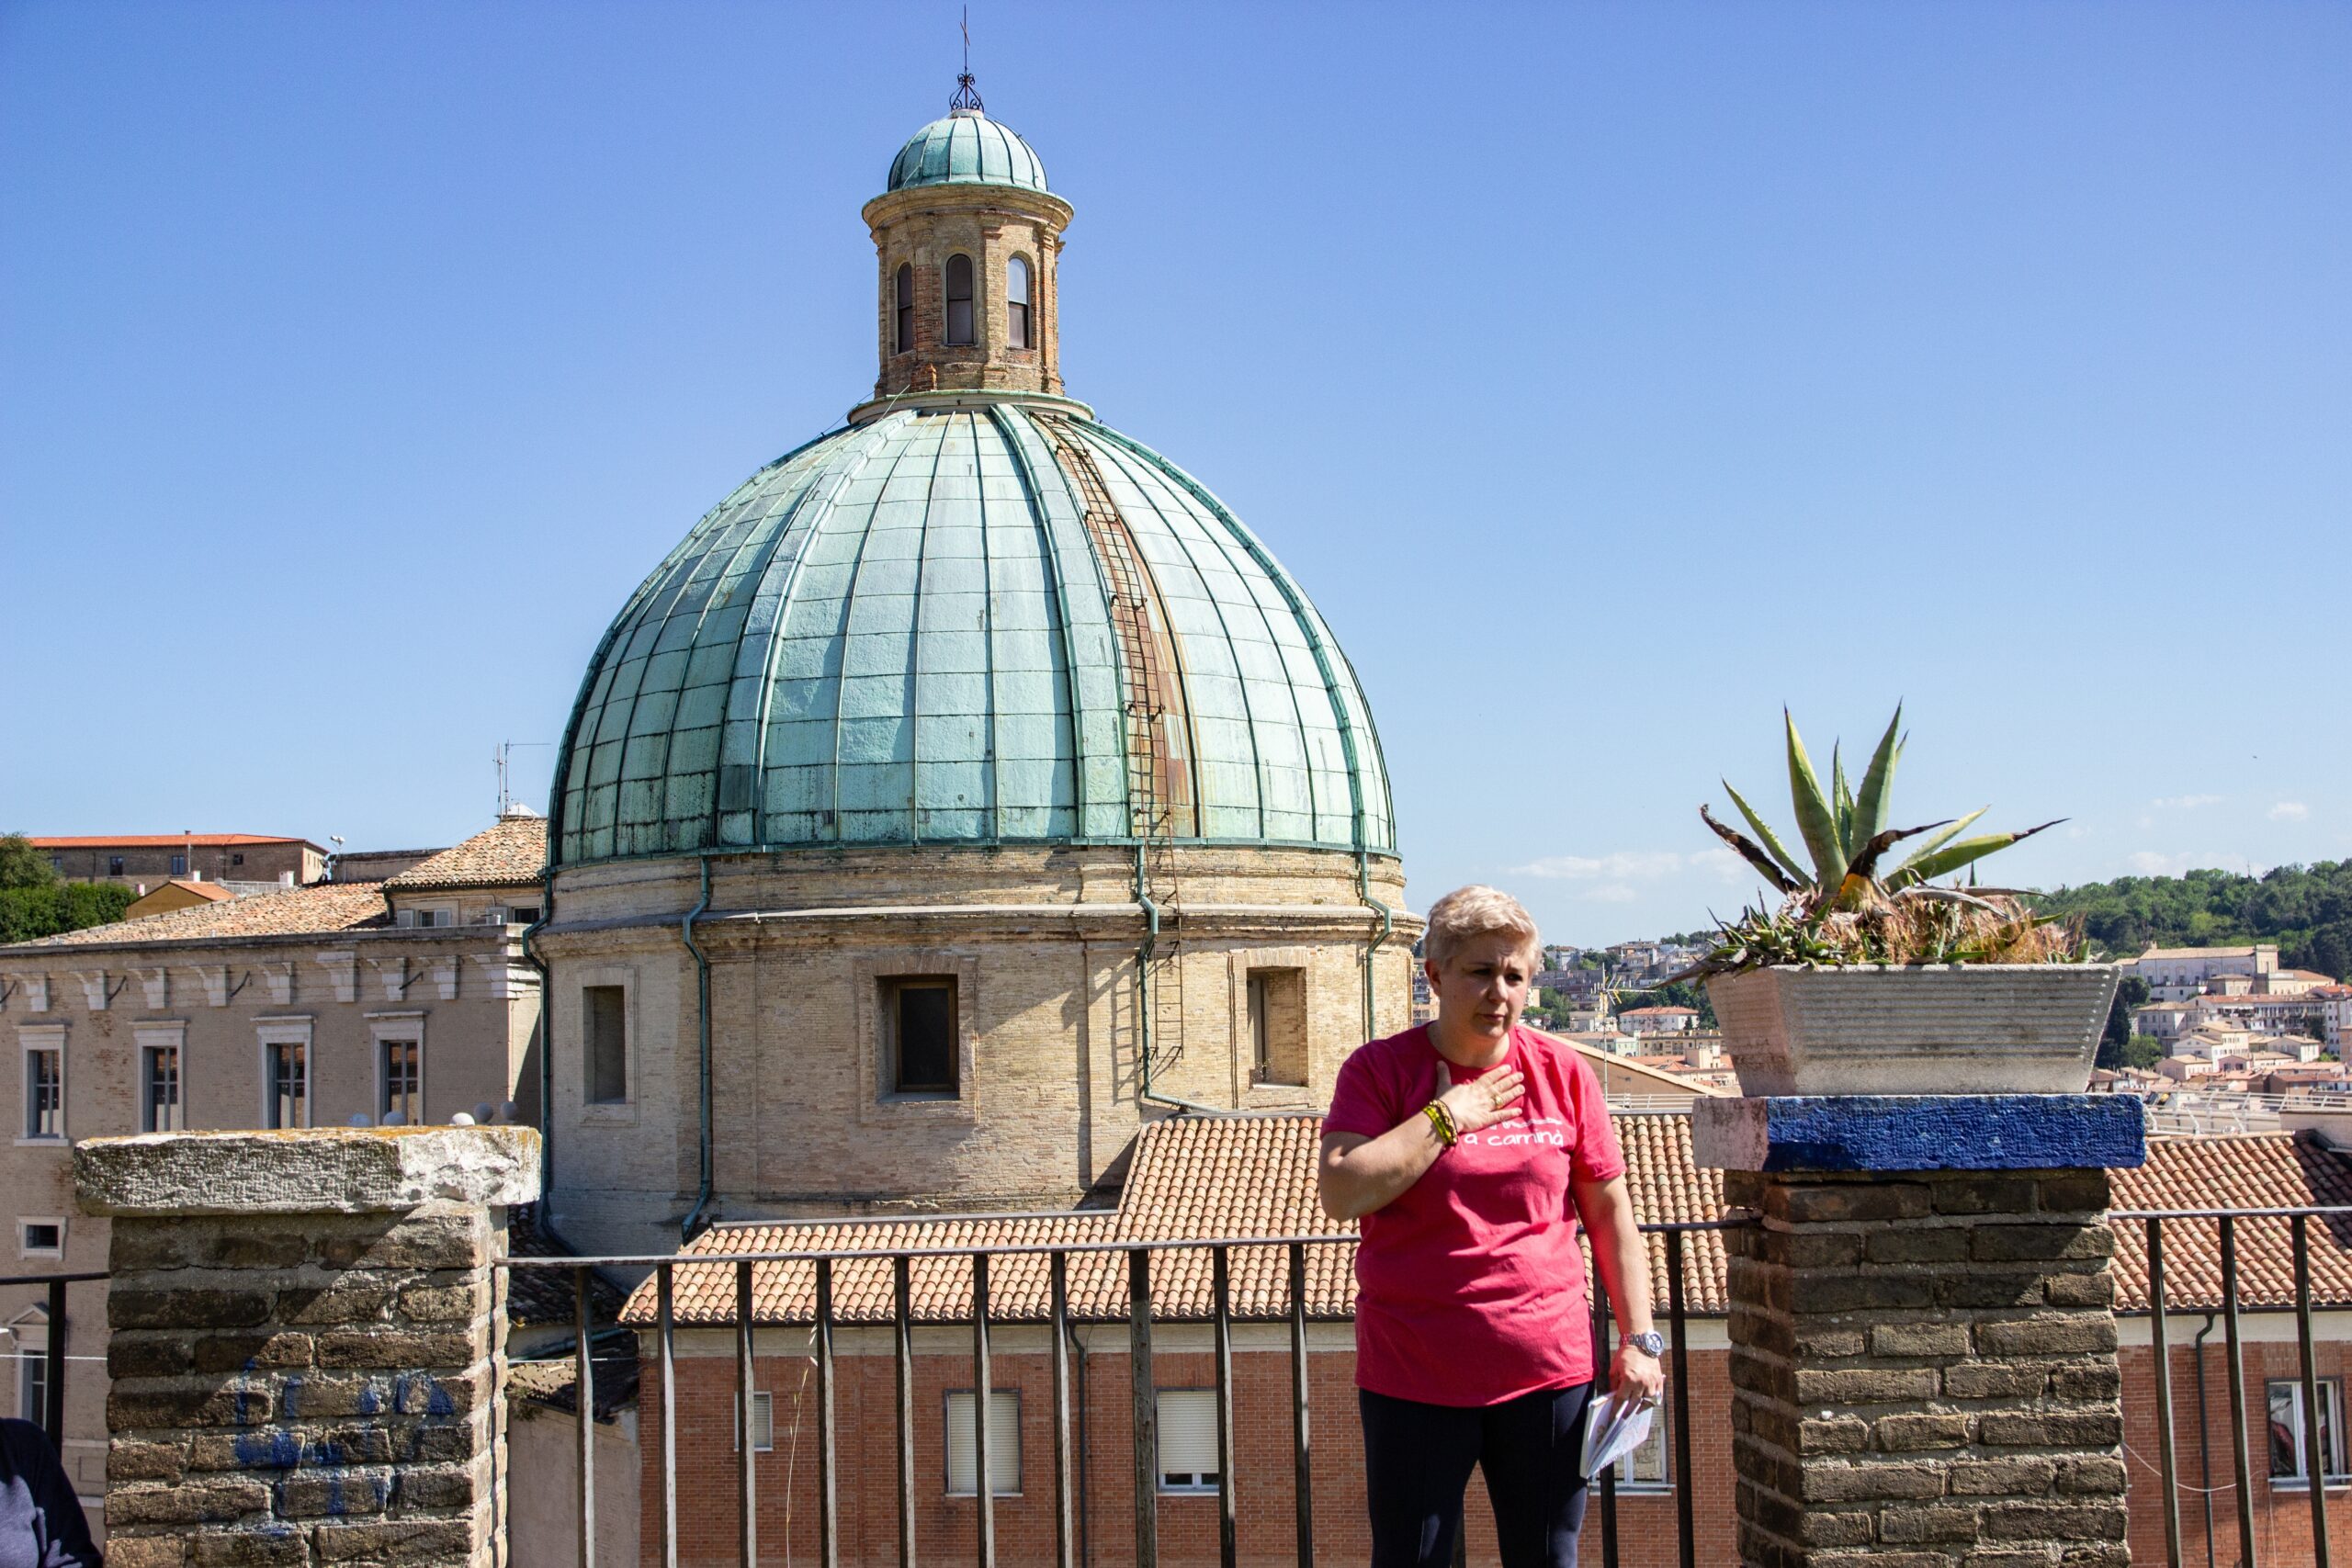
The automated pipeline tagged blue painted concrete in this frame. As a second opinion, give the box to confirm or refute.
[1694,1094,2148,1173]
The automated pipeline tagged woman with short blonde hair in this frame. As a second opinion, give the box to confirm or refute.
[1320,886,1662,1568]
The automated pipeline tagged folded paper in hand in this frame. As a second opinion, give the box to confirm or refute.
[1580,1391,1655,1478]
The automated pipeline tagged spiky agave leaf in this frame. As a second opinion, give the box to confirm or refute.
[1893,820,2064,886]
[1723,779,1812,887]
[1832,742,1855,858]
[1849,706,1905,850]
[1883,808,1988,888]
[1701,804,1799,895]
[1833,818,1951,903]
[1783,710,1849,892]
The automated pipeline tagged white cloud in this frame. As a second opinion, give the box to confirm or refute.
[1510,851,1690,882]
[2150,794,2223,811]
[2270,801,2310,822]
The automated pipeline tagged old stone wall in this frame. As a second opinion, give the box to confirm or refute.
[1724,1167,2131,1567]
[79,1126,538,1568]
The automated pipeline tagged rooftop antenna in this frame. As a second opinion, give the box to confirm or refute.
[949,6,984,116]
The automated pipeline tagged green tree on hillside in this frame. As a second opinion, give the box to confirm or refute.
[2033,862,2352,979]
[0,831,136,944]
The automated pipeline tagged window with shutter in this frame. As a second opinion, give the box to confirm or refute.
[732,1391,774,1451]
[944,1388,1020,1495]
[944,254,975,345]
[1156,1389,1219,1493]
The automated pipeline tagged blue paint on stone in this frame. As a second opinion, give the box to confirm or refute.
[1697,1094,2147,1173]
[426,1380,454,1417]
[281,1374,302,1420]
[234,1428,303,1469]
[357,1383,381,1416]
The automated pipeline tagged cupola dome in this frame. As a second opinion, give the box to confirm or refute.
[887,112,1048,194]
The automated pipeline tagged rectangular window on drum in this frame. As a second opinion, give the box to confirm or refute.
[585,985,628,1104]
[882,976,958,1098]
[23,1048,62,1139]
[267,1042,306,1130]
[1007,255,1031,349]
[142,1045,182,1133]
[944,254,975,345]
[380,1040,421,1124]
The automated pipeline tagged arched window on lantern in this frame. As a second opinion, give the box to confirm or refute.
[944,254,975,346]
[894,263,915,353]
[1006,256,1032,350]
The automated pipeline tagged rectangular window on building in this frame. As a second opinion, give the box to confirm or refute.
[584,985,628,1104]
[142,1045,182,1133]
[732,1391,774,1452]
[2269,1379,2348,1483]
[107,856,124,876]
[380,1039,422,1123]
[16,1328,46,1425]
[509,906,541,926]
[266,1042,307,1130]
[1157,1389,1219,1493]
[169,853,187,876]
[1612,1400,1669,1489]
[944,1388,1020,1495]
[882,976,958,1097]
[19,1220,63,1258]
[23,1047,62,1140]
[1247,967,1307,1086]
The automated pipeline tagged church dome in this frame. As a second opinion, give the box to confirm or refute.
[552,404,1393,865]
[887,112,1048,194]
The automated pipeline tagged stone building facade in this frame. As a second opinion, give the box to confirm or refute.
[32,832,330,894]
[536,90,1415,1257]
[0,815,548,1521]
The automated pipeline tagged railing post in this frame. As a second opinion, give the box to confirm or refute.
[895,1254,917,1568]
[2220,1213,2258,1567]
[1051,1251,1077,1568]
[1213,1245,1237,1568]
[1288,1240,1315,1568]
[659,1261,680,1568]
[576,1265,596,1568]
[2145,1218,2183,1568]
[1665,1227,1695,1568]
[817,1256,840,1568]
[41,1276,65,1452]
[974,1250,997,1568]
[2295,1213,2334,1565]
[1129,1246,1159,1568]
[738,1256,758,1568]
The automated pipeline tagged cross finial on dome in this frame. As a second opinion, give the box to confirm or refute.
[949,6,985,117]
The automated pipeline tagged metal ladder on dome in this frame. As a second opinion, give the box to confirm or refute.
[1038,416,1186,1080]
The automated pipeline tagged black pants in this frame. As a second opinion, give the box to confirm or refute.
[1360,1382,1595,1568]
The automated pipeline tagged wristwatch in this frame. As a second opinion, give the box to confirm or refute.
[1623,1330,1666,1358]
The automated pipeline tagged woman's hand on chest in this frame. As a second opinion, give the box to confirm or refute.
[1435,1057,1525,1136]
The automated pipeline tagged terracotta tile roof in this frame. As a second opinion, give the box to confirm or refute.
[2110,1134,2352,1311]
[0,881,391,951]
[621,1111,1733,1328]
[386,815,548,892]
[619,1117,2352,1330]
[29,833,317,849]
[1621,1006,1700,1017]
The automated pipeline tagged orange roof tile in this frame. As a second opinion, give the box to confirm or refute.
[0,880,392,951]
[29,833,318,849]
[386,815,548,892]
[618,1118,2352,1330]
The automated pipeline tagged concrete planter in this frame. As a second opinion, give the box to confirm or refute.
[1705,964,2122,1097]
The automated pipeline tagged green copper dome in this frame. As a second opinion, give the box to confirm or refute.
[887,112,1048,194]
[551,405,1394,865]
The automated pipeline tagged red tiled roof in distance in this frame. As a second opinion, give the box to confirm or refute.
[0,881,391,950]
[29,833,320,850]
[386,815,548,892]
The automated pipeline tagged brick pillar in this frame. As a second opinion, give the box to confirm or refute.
[74,1126,540,1568]
[1695,1094,2146,1568]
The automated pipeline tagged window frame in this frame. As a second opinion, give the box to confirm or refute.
[732,1390,775,1452]
[17,1218,64,1259]
[583,983,630,1106]
[895,262,916,353]
[943,254,976,346]
[19,1028,65,1144]
[943,1387,1022,1497]
[135,1021,186,1134]
[12,1314,48,1426]
[2268,1377,2349,1486]
[1155,1388,1221,1495]
[257,1020,312,1131]
[881,975,961,1100]
[368,1011,428,1125]
[1242,963,1308,1088]
[1006,254,1032,350]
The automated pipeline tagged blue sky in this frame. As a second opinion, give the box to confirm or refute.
[4,2,2346,944]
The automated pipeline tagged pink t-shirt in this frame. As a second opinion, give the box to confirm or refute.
[1324,1024,1626,1407]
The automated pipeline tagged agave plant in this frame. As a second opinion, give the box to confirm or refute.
[1701,705,2058,914]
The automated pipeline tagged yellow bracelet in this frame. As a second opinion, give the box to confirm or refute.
[1423,1100,1456,1146]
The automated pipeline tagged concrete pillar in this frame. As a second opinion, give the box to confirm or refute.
[1695,1094,2146,1568]
[75,1126,541,1568]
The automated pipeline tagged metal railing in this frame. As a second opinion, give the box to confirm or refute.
[504,1218,1749,1568]
[2119,1203,2352,1568]
[0,1271,104,1453]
